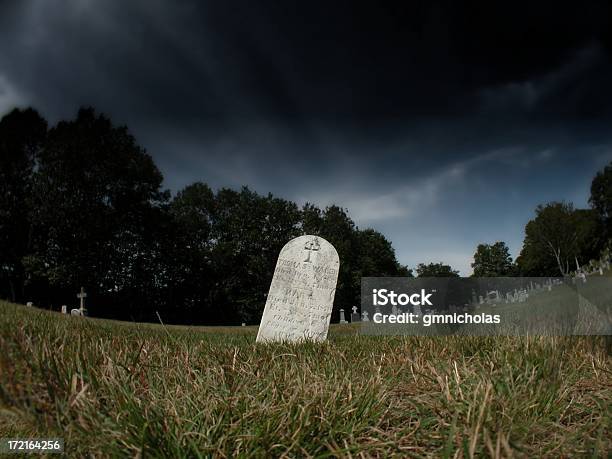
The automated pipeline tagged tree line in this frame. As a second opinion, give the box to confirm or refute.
[1,106,610,323]
[470,165,610,278]
[0,107,409,323]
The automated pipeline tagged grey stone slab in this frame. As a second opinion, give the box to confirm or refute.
[256,235,339,343]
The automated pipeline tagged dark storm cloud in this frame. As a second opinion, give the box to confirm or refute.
[1,0,611,273]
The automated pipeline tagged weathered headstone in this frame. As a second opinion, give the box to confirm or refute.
[61,305,67,314]
[256,235,339,343]
[350,305,360,322]
[339,309,348,324]
[26,302,33,307]
[70,308,82,316]
[361,311,370,321]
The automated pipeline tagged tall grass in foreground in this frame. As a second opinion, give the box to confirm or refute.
[0,301,610,458]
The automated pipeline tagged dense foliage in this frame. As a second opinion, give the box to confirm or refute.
[516,203,606,276]
[0,108,408,323]
[471,242,515,277]
[415,262,459,277]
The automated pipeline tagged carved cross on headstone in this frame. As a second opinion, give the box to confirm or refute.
[352,306,358,314]
[303,238,320,263]
[77,287,87,312]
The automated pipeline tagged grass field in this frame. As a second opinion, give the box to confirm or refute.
[0,301,610,458]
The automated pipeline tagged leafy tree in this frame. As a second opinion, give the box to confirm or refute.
[516,202,604,276]
[416,262,460,277]
[26,107,168,315]
[354,229,412,278]
[168,183,215,300]
[471,241,515,276]
[301,204,411,317]
[515,230,559,277]
[0,108,47,302]
[300,202,324,234]
[589,161,612,236]
[573,208,606,265]
[206,187,302,324]
[161,182,215,323]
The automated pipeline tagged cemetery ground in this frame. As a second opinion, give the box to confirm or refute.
[0,302,610,458]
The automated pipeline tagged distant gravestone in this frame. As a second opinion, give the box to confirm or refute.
[61,305,67,314]
[351,305,360,322]
[256,235,340,343]
[70,308,82,316]
[26,302,33,307]
[339,309,348,324]
[361,311,370,321]
[77,287,87,309]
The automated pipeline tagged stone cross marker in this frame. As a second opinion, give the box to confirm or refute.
[76,287,87,313]
[256,235,339,343]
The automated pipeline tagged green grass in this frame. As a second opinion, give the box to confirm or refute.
[0,302,610,458]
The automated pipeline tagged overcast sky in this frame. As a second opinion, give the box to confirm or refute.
[1,1,611,274]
